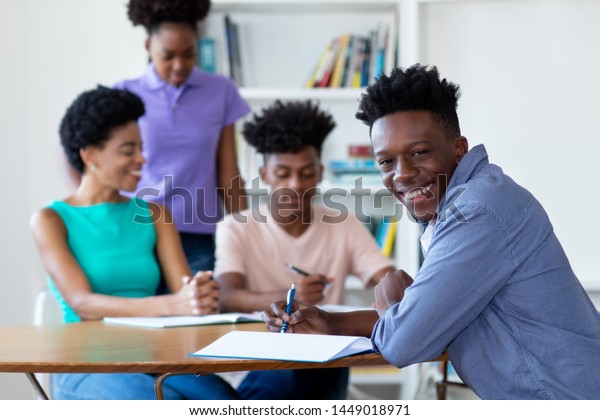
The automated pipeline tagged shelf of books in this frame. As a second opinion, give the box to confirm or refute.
[210,0,400,14]
[239,87,365,101]
[199,1,399,89]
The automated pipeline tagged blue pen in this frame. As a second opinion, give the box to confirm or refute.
[280,283,296,334]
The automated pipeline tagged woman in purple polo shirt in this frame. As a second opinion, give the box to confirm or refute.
[115,0,250,283]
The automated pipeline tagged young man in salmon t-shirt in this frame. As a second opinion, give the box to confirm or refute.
[214,100,394,400]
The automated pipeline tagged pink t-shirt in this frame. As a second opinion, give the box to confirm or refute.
[215,205,393,305]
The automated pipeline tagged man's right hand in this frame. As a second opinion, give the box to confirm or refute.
[374,269,414,318]
[296,274,331,305]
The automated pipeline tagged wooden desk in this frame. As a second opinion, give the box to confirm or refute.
[0,321,408,399]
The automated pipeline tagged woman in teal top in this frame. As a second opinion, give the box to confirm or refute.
[45,198,161,323]
[30,86,238,399]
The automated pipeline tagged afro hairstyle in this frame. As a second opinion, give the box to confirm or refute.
[356,64,462,138]
[127,0,211,32]
[242,100,336,157]
[59,86,145,174]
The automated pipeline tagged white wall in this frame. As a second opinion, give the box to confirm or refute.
[0,0,597,400]
[0,0,145,399]
[418,0,600,291]
[0,0,36,401]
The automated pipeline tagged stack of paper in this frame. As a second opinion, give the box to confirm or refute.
[103,312,263,329]
[317,304,376,313]
[191,331,374,363]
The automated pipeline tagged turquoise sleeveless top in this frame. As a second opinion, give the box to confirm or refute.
[47,198,160,323]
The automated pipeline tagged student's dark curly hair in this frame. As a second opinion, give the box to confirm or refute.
[59,86,145,174]
[356,64,461,138]
[127,0,211,33]
[242,100,336,157]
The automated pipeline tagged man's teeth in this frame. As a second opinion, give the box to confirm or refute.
[405,183,433,199]
[130,170,142,176]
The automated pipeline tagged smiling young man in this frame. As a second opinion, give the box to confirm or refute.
[213,100,394,399]
[264,65,600,399]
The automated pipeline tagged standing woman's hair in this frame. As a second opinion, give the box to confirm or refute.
[127,0,211,33]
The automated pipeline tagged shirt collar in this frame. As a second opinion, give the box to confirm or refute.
[412,145,488,229]
[447,144,489,191]
[141,63,204,90]
[434,144,488,218]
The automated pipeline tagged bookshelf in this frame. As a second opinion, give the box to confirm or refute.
[201,0,422,399]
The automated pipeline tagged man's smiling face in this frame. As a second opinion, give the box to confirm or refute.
[371,110,468,222]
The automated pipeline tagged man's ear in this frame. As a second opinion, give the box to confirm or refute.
[317,163,324,183]
[455,136,469,163]
[145,37,151,54]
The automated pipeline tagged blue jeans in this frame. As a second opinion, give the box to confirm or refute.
[237,368,349,400]
[51,369,348,400]
[180,232,216,273]
[51,373,239,400]
[157,232,216,295]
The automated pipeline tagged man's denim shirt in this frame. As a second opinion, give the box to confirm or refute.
[372,144,600,399]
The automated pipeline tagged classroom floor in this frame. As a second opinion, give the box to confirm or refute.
[348,362,479,400]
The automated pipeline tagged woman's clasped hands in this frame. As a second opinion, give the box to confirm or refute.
[171,271,220,316]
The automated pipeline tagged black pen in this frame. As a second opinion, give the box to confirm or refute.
[285,263,331,288]
[285,263,310,277]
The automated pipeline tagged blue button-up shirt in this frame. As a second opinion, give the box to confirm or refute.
[372,144,600,399]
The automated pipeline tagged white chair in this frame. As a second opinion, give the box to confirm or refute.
[30,286,63,399]
[33,286,63,326]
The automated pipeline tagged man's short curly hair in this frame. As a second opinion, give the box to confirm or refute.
[242,100,336,157]
[127,0,211,33]
[356,64,461,138]
[59,86,145,174]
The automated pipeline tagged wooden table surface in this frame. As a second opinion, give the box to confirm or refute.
[0,321,403,375]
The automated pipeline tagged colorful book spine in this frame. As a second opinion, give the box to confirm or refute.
[374,24,388,79]
[340,35,355,87]
[382,218,397,258]
[230,19,243,85]
[360,38,371,86]
[224,15,243,85]
[306,41,334,88]
[375,217,397,258]
[330,34,350,88]
[316,38,339,88]
[224,15,235,80]
[198,37,217,73]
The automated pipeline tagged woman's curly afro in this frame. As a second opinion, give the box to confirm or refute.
[59,86,145,174]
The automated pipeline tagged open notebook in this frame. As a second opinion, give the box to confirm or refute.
[103,312,263,328]
[191,330,374,363]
